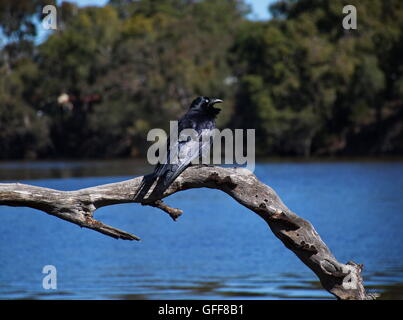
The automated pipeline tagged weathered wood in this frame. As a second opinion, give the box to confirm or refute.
[0,166,376,300]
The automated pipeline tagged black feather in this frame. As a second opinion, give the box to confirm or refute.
[134,96,222,201]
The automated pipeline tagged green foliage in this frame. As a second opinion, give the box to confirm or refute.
[0,0,55,39]
[231,0,403,156]
[0,0,402,159]
[0,59,50,159]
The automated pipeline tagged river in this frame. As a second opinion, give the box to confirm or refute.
[0,160,402,299]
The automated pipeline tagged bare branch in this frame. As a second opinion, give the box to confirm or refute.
[144,200,183,221]
[0,166,375,300]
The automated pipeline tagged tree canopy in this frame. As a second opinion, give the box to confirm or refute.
[0,0,402,159]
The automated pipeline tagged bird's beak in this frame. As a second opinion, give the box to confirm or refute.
[209,98,223,105]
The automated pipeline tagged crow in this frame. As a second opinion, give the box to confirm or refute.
[135,96,223,202]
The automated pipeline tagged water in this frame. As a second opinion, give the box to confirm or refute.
[0,160,402,299]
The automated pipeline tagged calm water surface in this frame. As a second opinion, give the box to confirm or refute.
[0,160,402,299]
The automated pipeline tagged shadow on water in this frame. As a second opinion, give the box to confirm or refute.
[2,274,403,300]
[0,159,152,181]
[2,157,403,181]
[106,273,331,300]
[104,272,403,300]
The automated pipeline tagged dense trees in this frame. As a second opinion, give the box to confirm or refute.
[231,0,403,156]
[0,0,402,159]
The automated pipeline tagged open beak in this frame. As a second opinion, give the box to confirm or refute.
[209,98,223,105]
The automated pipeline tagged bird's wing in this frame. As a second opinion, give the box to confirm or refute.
[152,117,195,177]
[157,128,213,191]
[153,135,173,177]
[134,133,185,201]
[134,126,183,200]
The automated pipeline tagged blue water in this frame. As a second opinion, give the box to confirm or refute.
[0,161,403,299]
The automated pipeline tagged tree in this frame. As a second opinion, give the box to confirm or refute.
[231,0,403,156]
[1,0,403,159]
[33,0,247,158]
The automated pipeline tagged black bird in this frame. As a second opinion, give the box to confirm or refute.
[135,96,223,201]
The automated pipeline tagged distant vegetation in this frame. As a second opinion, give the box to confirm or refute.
[1,0,402,159]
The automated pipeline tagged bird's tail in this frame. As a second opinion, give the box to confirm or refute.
[133,174,157,202]
[134,164,187,201]
[150,165,185,197]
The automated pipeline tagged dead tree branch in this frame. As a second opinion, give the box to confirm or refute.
[0,166,376,300]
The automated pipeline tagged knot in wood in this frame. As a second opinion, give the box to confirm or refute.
[207,172,237,189]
